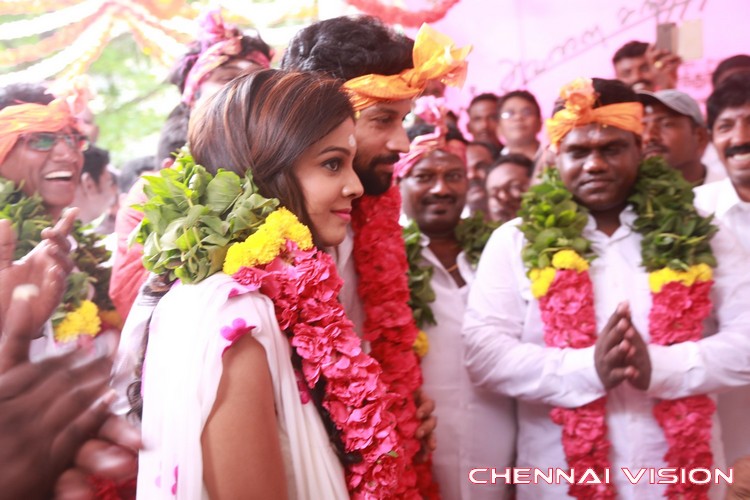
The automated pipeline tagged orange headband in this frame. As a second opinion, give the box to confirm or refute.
[546,77,643,148]
[343,24,471,112]
[0,98,75,165]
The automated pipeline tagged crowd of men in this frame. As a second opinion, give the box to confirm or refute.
[1,10,750,499]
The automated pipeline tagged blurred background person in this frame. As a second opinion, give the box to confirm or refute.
[485,153,532,223]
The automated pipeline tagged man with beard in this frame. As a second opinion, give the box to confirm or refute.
[396,127,514,499]
[612,40,680,92]
[638,89,724,185]
[282,16,471,495]
[694,71,750,468]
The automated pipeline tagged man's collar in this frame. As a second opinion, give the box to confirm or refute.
[714,177,744,219]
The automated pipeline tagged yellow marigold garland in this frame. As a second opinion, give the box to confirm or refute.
[649,263,713,293]
[223,208,313,275]
[53,300,101,343]
[412,329,430,358]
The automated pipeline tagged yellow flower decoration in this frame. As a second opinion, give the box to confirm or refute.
[54,300,101,343]
[560,77,597,114]
[413,330,429,358]
[648,263,714,293]
[530,267,556,298]
[223,208,313,275]
[551,249,590,272]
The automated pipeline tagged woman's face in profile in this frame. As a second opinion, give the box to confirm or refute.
[294,118,363,247]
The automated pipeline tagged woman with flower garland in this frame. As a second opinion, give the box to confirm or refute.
[463,77,750,499]
[125,69,444,498]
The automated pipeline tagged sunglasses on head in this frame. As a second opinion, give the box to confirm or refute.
[21,131,89,152]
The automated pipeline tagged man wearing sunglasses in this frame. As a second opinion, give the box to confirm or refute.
[0,83,88,221]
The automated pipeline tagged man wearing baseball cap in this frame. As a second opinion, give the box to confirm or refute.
[638,89,725,185]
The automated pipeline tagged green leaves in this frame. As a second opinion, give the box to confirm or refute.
[629,157,717,272]
[517,158,718,275]
[136,151,279,284]
[403,221,437,329]
[455,211,500,267]
[518,168,593,270]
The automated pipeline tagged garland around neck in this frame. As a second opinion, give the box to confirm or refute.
[136,153,425,498]
[519,157,717,499]
[403,211,499,331]
[0,177,114,342]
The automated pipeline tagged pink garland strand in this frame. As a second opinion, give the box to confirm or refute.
[351,186,438,498]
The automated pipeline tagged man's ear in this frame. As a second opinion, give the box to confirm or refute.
[80,172,96,194]
[695,125,710,157]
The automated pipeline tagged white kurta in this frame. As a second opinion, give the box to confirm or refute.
[135,273,348,499]
[695,178,750,467]
[416,236,515,500]
[463,207,750,499]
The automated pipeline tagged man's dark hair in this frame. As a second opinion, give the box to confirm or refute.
[491,152,535,177]
[281,15,413,80]
[612,41,649,65]
[155,104,189,166]
[707,71,750,131]
[553,78,638,115]
[712,54,750,88]
[118,155,156,194]
[82,145,110,184]
[0,83,52,110]
[169,33,272,93]
[468,140,501,160]
[469,92,499,110]
[499,90,541,119]
[406,123,466,144]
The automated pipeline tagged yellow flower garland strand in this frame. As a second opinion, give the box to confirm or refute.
[53,300,101,343]
[223,208,313,275]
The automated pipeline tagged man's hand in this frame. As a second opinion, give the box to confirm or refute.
[621,322,652,391]
[594,302,632,389]
[0,209,77,336]
[646,45,682,90]
[0,281,114,500]
[413,388,437,463]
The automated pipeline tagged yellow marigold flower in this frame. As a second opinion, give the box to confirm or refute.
[530,267,556,298]
[223,242,244,275]
[54,300,101,343]
[413,330,429,358]
[691,263,713,282]
[551,249,589,272]
[649,263,715,293]
[223,208,314,275]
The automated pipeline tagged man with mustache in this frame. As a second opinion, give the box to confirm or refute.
[638,89,724,185]
[694,71,750,469]
[396,125,514,499]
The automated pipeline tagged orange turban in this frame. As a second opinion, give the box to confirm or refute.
[343,24,471,112]
[546,77,643,148]
[0,98,76,165]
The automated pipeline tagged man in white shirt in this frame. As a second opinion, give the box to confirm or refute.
[694,71,750,467]
[282,17,471,490]
[397,128,515,499]
[463,77,750,499]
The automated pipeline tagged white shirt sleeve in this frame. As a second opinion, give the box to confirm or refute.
[462,221,606,408]
[647,223,750,399]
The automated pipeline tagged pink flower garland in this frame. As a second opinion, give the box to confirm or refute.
[539,268,716,499]
[540,269,616,499]
[650,279,715,499]
[231,240,412,498]
[351,186,438,498]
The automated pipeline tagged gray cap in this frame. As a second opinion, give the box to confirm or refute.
[637,89,706,128]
